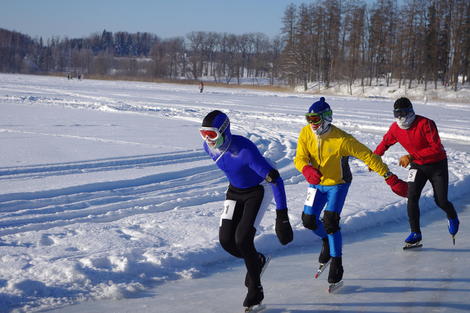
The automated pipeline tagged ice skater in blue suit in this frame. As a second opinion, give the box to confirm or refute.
[200,110,293,309]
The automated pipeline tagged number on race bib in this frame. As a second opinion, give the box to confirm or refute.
[304,187,317,207]
[407,169,418,182]
[220,200,236,226]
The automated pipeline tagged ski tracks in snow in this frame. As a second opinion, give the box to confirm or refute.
[0,128,299,238]
[0,150,225,236]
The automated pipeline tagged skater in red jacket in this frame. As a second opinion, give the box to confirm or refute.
[374,97,459,248]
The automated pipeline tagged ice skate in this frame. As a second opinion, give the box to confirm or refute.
[314,258,331,279]
[327,257,344,292]
[328,256,343,284]
[448,217,459,245]
[327,280,344,293]
[243,304,266,313]
[243,285,264,309]
[403,232,422,249]
[314,237,331,278]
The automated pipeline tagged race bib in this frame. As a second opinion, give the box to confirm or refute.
[304,187,317,207]
[407,169,418,182]
[220,200,236,226]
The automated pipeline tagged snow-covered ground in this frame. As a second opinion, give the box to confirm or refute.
[0,73,469,313]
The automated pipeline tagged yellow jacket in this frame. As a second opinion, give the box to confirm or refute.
[294,125,389,186]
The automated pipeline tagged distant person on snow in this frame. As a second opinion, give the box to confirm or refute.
[373,97,459,247]
[294,97,407,287]
[199,110,293,310]
[199,81,204,93]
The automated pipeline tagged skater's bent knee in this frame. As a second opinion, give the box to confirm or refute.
[302,212,317,230]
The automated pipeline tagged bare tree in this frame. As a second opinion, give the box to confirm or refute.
[446,0,468,90]
[343,1,367,94]
[280,4,298,87]
[322,0,342,87]
[424,2,439,90]
[186,32,205,80]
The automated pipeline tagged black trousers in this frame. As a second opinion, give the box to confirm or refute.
[408,158,457,233]
[219,184,264,288]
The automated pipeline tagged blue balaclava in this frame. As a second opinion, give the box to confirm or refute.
[307,97,333,135]
[201,110,232,150]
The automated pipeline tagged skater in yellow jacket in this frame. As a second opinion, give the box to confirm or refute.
[294,97,407,288]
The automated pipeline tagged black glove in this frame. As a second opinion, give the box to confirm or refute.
[275,209,293,245]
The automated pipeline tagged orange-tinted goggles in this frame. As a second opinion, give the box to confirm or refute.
[199,127,221,141]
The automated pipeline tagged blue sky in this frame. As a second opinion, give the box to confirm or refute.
[1,0,309,40]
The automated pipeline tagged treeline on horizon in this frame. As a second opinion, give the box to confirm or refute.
[0,0,469,91]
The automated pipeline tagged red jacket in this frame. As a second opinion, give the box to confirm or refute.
[374,115,447,165]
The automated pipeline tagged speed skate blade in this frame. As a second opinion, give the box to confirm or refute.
[328,281,344,293]
[403,243,423,250]
[244,304,266,313]
[314,259,331,279]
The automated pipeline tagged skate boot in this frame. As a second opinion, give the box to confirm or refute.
[243,284,264,308]
[245,253,270,287]
[448,217,459,236]
[403,232,422,249]
[405,232,422,244]
[448,217,459,245]
[328,256,343,284]
[318,237,331,264]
